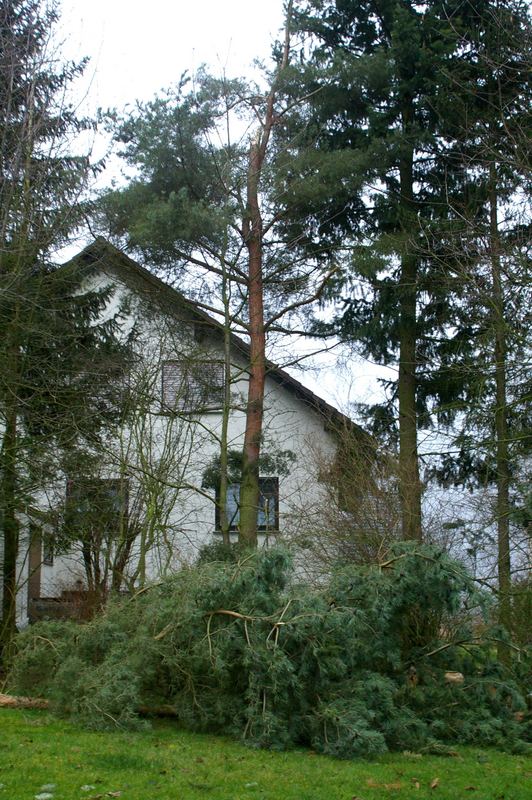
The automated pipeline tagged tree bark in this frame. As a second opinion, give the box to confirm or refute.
[111,478,135,593]
[237,3,292,547]
[239,135,266,548]
[0,402,20,662]
[489,168,512,657]
[397,100,423,542]
[218,259,233,546]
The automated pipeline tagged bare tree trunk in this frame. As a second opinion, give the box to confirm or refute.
[0,404,19,662]
[239,135,266,548]
[237,3,292,547]
[489,168,512,658]
[111,477,134,592]
[398,101,423,542]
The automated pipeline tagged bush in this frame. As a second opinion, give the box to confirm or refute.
[9,544,529,757]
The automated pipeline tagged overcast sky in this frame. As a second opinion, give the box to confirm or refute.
[60,0,286,110]
[56,0,391,411]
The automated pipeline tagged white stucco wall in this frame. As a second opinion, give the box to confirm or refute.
[12,259,340,606]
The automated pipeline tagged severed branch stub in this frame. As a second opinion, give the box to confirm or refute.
[0,691,179,718]
[0,693,49,709]
[444,671,465,685]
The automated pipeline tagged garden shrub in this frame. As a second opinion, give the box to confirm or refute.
[9,543,529,757]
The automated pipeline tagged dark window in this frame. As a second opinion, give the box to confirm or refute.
[42,538,54,566]
[65,478,128,538]
[194,322,207,343]
[162,360,224,412]
[216,477,279,532]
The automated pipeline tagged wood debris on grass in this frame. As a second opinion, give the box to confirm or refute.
[0,692,175,717]
[0,693,48,709]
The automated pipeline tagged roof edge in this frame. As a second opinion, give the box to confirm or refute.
[64,238,364,436]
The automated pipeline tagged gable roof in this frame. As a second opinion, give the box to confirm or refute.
[65,238,363,435]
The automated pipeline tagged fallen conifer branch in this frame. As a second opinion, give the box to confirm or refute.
[0,693,49,710]
[0,692,178,718]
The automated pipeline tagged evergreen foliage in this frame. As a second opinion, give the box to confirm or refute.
[279,0,531,543]
[98,43,345,547]
[0,0,131,660]
[10,546,529,754]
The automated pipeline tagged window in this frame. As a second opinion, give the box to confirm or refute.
[162,360,224,412]
[65,478,128,537]
[42,538,54,566]
[216,477,279,532]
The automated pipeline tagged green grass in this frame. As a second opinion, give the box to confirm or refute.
[0,710,530,800]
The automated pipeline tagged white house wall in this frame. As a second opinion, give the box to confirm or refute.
[23,258,339,604]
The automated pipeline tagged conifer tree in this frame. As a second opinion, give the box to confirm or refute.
[99,3,334,547]
[430,0,531,643]
[0,0,129,660]
[280,0,529,543]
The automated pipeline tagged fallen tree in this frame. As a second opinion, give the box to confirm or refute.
[7,545,530,755]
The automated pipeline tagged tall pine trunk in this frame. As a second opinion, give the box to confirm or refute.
[237,3,291,547]
[489,167,512,655]
[0,384,20,661]
[397,100,422,542]
[398,252,422,542]
[239,135,266,548]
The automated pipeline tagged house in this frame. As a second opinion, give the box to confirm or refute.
[3,238,365,625]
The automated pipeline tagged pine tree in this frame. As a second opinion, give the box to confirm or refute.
[430,0,531,646]
[101,70,272,548]
[99,3,334,547]
[0,0,129,660]
[278,0,518,541]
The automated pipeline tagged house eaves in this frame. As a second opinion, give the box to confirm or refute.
[64,238,365,438]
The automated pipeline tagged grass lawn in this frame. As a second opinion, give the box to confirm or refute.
[0,709,530,800]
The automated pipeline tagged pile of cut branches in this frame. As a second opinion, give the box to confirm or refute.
[8,544,529,756]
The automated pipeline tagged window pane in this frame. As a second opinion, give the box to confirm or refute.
[66,479,127,537]
[227,484,240,529]
[163,360,224,412]
[162,361,185,409]
[258,478,278,529]
[217,478,278,532]
[42,539,54,566]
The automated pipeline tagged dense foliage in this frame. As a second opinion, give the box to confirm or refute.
[0,0,132,660]
[10,545,529,757]
[283,0,530,543]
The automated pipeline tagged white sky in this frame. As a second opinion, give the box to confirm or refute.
[60,0,286,110]
[56,0,390,412]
